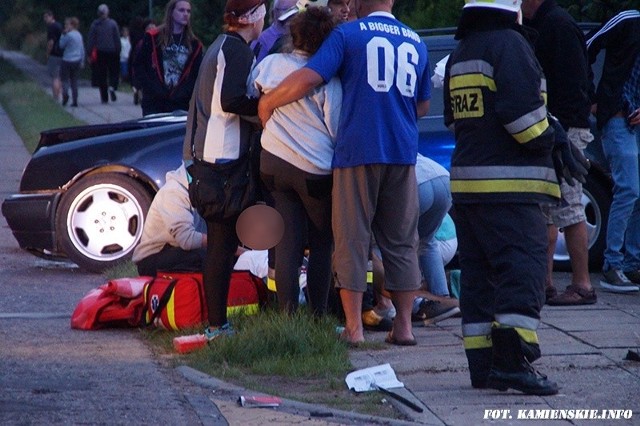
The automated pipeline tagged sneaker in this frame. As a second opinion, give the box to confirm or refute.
[204,323,234,341]
[62,94,69,106]
[362,309,393,332]
[624,269,640,284]
[415,298,460,325]
[373,306,396,320]
[547,285,597,306]
[600,269,640,293]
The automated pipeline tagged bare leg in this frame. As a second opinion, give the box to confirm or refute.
[389,290,415,342]
[563,221,593,290]
[52,77,62,101]
[339,289,365,344]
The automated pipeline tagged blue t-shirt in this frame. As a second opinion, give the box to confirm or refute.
[306,12,430,168]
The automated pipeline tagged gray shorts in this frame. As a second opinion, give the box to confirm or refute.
[541,127,594,228]
[332,164,421,293]
[47,56,62,78]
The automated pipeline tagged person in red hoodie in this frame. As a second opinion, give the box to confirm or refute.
[133,0,203,116]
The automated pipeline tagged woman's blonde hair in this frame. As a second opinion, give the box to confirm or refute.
[65,17,79,30]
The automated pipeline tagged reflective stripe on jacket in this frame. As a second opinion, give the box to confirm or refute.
[444,28,560,204]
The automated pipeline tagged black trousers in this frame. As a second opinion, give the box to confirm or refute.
[455,203,547,324]
[60,60,81,103]
[94,50,119,102]
[135,245,205,277]
[203,217,239,327]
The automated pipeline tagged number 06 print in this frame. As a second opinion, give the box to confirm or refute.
[366,37,419,96]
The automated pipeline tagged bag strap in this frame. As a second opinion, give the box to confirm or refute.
[140,278,179,327]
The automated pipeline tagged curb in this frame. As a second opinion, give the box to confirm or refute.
[177,365,429,425]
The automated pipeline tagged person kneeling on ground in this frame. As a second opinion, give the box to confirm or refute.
[132,163,207,276]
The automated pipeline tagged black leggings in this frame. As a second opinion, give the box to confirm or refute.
[261,153,333,315]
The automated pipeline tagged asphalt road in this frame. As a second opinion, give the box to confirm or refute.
[0,102,221,424]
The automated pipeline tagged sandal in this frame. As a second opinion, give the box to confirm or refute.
[547,285,597,306]
[385,331,417,346]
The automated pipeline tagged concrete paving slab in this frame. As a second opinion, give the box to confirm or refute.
[543,308,638,331]
[570,328,640,348]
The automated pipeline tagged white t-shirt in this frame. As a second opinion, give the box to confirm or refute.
[120,36,131,62]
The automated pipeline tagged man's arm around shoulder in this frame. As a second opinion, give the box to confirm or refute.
[258,67,323,127]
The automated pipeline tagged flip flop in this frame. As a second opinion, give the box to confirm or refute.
[385,332,417,346]
[337,327,364,348]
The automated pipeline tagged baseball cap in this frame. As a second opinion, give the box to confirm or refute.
[278,0,329,22]
[463,0,521,13]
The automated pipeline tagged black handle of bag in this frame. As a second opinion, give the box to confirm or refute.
[140,278,179,327]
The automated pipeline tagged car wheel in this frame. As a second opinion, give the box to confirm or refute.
[55,173,153,273]
[553,174,611,271]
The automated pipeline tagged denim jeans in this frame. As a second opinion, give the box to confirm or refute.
[601,117,640,271]
[417,176,452,296]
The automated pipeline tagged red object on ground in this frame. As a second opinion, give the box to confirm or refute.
[173,333,207,354]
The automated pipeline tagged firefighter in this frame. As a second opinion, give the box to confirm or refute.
[444,0,588,395]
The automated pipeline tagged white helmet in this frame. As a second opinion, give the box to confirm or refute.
[278,0,329,22]
[463,0,521,13]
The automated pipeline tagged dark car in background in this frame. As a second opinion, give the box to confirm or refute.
[2,114,187,272]
[2,29,611,273]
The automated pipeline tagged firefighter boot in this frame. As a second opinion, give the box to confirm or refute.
[466,348,492,388]
[486,327,559,395]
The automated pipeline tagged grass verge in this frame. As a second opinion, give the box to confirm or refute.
[105,261,400,419]
[143,309,399,419]
[0,57,84,153]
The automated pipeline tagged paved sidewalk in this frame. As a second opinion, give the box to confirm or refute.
[0,49,141,124]
[2,49,640,425]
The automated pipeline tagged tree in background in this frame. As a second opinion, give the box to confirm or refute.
[3,1,640,56]
[394,0,464,29]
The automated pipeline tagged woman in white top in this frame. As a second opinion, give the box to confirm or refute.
[249,7,341,315]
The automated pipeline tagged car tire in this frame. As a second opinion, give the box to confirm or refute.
[553,173,611,272]
[55,173,153,273]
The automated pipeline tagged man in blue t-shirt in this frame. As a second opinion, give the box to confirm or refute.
[259,0,431,346]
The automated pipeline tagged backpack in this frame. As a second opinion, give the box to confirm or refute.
[141,272,207,331]
[227,270,269,316]
[71,277,149,330]
[141,271,268,331]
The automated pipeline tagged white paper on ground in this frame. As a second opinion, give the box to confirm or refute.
[345,363,404,392]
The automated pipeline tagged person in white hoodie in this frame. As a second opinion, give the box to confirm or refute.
[249,7,341,315]
[132,163,206,276]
